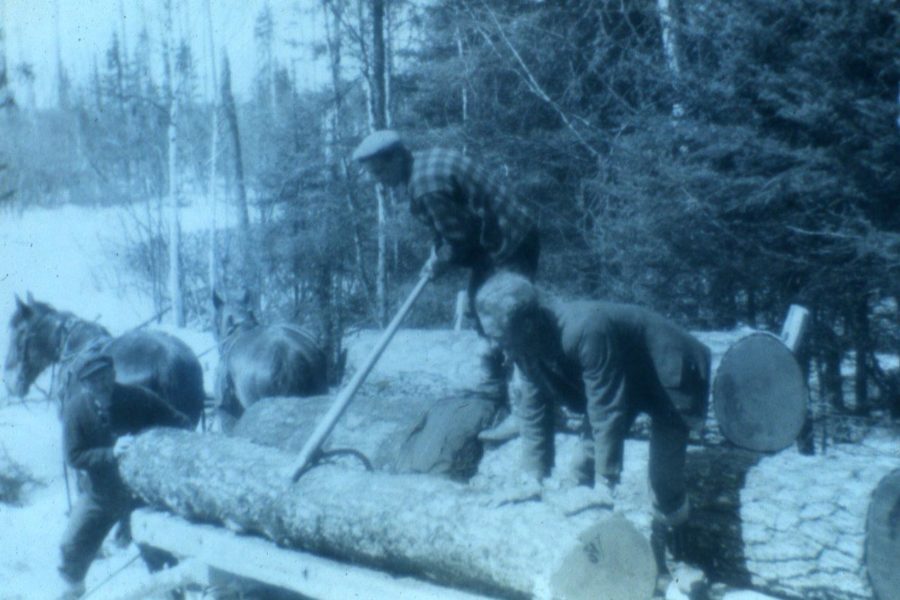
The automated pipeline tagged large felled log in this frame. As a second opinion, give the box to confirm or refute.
[232,390,502,480]
[118,429,657,600]
[478,432,898,600]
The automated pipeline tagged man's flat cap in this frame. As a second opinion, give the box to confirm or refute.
[74,353,115,380]
[352,130,402,161]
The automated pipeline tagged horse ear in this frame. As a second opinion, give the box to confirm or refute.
[212,290,224,310]
[26,291,35,304]
[15,294,33,318]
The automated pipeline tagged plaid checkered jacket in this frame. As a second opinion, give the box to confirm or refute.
[406,148,535,268]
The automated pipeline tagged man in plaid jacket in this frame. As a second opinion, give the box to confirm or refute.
[353,130,540,438]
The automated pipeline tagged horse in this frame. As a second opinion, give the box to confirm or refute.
[4,293,205,427]
[212,290,328,429]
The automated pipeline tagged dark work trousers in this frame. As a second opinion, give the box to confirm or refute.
[570,371,692,521]
[466,228,540,406]
[59,480,176,584]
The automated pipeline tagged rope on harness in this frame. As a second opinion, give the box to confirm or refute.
[293,447,374,480]
[81,551,142,598]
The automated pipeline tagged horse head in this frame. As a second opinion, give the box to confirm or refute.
[4,293,63,397]
[212,289,259,344]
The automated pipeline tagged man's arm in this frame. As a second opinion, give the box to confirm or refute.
[579,330,631,486]
[63,403,116,471]
[514,363,555,482]
[416,191,481,267]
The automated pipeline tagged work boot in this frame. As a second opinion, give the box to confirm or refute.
[650,520,708,600]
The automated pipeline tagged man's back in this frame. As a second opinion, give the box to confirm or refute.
[407,148,535,267]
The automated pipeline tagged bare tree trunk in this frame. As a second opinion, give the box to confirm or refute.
[221,53,254,300]
[853,292,870,414]
[455,24,468,134]
[354,0,390,326]
[323,0,370,304]
[360,0,388,327]
[657,0,683,120]
[0,0,11,110]
[205,0,220,293]
[817,316,846,413]
[0,0,15,205]
[163,0,185,327]
[372,0,389,326]
[320,0,356,380]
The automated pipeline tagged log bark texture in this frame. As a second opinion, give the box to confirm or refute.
[477,432,899,600]
[232,389,501,481]
[119,429,657,600]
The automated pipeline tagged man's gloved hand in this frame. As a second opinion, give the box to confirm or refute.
[113,434,136,459]
[480,473,543,509]
[420,245,452,281]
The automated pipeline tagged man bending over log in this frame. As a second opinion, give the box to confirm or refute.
[57,351,192,599]
[352,130,539,441]
[475,272,712,598]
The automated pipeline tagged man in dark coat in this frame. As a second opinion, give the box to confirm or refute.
[475,272,711,596]
[352,130,539,437]
[57,352,192,599]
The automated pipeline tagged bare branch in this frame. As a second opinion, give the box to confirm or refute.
[462,0,600,158]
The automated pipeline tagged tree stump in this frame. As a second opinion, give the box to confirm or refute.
[119,429,657,600]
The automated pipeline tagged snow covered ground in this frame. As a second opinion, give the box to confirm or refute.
[0,201,221,599]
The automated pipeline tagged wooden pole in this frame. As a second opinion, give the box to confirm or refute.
[131,510,492,600]
[780,304,811,354]
[290,272,431,480]
[453,290,467,331]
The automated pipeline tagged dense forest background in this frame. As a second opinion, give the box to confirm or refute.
[1,0,898,417]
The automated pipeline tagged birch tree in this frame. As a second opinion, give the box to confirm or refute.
[656,0,683,118]
[371,0,389,326]
[162,0,185,326]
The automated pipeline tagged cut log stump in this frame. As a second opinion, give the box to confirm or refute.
[119,429,657,600]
